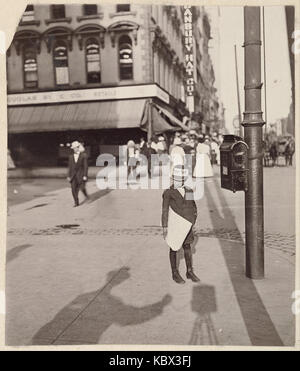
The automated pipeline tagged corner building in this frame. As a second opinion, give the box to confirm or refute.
[7,4,215,166]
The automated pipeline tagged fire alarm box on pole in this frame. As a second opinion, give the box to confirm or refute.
[220,135,249,192]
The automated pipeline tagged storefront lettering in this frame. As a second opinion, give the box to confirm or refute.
[183,6,195,97]
[7,84,170,106]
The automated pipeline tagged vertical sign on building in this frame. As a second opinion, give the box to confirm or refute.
[183,5,195,113]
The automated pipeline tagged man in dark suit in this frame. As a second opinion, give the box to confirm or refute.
[139,137,155,178]
[67,141,89,207]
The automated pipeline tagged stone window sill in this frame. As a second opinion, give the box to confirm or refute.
[19,20,41,27]
[45,17,72,25]
[23,86,39,91]
[118,79,135,84]
[55,84,70,88]
[109,11,137,18]
[77,14,104,22]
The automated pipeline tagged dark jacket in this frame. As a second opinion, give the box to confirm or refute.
[161,186,197,228]
[140,141,148,156]
[68,152,88,183]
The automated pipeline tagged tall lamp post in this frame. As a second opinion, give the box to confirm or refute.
[234,44,243,137]
[242,7,265,279]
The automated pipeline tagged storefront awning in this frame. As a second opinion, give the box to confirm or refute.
[8,99,147,134]
[154,104,189,132]
[140,101,186,134]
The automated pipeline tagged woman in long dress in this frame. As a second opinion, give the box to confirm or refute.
[193,138,214,178]
[127,140,137,178]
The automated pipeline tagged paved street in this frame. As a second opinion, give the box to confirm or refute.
[8,178,68,206]
[6,165,296,346]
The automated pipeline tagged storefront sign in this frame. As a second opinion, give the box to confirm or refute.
[183,6,195,99]
[7,84,170,106]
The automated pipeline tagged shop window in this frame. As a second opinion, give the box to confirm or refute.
[86,38,101,84]
[83,4,98,16]
[116,4,130,12]
[23,44,38,89]
[119,35,133,80]
[53,40,69,85]
[22,5,35,22]
[51,5,66,19]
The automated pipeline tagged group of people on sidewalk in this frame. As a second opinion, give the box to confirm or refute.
[264,136,295,167]
[125,130,222,179]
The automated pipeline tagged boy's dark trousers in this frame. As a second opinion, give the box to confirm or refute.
[169,244,200,284]
[71,178,88,206]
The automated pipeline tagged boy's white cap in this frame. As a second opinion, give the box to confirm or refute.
[172,165,188,181]
[71,141,81,149]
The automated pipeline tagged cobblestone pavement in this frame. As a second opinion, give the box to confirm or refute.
[7,167,296,260]
[8,225,296,257]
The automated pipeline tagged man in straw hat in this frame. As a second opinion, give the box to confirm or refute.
[67,141,89,207]
[161,165,200,284]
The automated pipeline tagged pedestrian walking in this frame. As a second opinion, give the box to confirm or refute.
[285,138,295,166]
[193,137,214,178]
[127,140,137,179]
[162,165,200,284]
[169,132,181,154]
[188,130,197,151]
[150,136,158,153]
[67,141,89,207]
[173,132,182,145]
[139,137,147,155]
[210,139,220,165]
[182,135,193,154]
[269,141,278,167]
[156,136,167,154]
[170,142,185,175]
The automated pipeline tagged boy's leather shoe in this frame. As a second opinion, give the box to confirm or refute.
[186,270,200,282]
[172,270,185,284]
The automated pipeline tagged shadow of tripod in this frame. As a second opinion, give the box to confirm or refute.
[189,284,219,345]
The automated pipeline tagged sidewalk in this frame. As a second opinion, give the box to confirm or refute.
[7,166,103,179]
[6,168,296,347]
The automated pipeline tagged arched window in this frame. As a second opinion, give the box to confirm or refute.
[23,43,38,89]
[119,35,133,80]
[86,38,101,84]
[53,40,69,86]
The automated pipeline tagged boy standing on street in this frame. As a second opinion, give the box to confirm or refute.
[162,165,200,284]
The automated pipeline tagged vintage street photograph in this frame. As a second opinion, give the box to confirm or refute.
[3,2,297,347]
